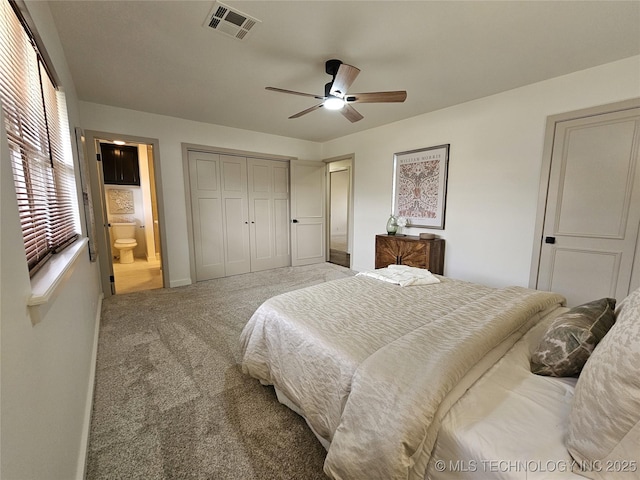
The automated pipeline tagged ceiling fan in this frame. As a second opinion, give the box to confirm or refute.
[266,59,407,123]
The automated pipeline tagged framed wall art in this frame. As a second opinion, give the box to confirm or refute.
[108,188,135,214]
[392,144,450,229]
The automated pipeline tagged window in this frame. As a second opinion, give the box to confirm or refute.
[0,0,80,275]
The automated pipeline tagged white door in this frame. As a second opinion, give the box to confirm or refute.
[537,108,640,306]
[291,160,326,266]
[219,155,251,276]
[188,151,225,280]
[247,158,290,271]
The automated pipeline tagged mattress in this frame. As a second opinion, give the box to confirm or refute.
[427,308,583,480]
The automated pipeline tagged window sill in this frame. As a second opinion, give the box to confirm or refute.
[28,237,88,307]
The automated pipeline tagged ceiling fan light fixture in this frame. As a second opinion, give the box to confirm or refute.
[324,96,345,110]
[266,59,406,123]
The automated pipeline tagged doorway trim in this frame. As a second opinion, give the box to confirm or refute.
[324,154,355,266]
[84,130,169,297]
[529,98,640,289]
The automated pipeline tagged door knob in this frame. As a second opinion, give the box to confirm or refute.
[292,219,299,223]
[545,236,556,244]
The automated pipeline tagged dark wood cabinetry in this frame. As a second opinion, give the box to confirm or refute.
[100,143,140,186]
[375,234,445,274]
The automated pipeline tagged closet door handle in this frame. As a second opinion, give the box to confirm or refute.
[292,219,299,223]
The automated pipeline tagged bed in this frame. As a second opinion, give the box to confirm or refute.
[239,267,640,480]
[426,314,581,480]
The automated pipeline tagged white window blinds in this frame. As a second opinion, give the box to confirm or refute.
[0,0,80,275]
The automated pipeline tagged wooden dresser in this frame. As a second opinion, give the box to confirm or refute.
[375,234,445,274]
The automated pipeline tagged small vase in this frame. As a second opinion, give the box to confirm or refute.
[386,214,398,235]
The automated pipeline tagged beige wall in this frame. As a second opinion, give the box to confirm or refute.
[1,2,103,479]
[78,103,323,286]
[322,56,640,287]
[80,57,640,290]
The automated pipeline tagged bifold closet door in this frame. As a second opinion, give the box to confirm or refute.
[247,158,290,271]
[220,155,251,276]
[189,152,251,280]
[189,152,291,281]
[188,151,225,280]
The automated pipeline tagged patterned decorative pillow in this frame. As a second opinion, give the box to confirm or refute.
[567,288,640,479]
[530,298,616,377]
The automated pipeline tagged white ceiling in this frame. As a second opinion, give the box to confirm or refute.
[48,1,640,143]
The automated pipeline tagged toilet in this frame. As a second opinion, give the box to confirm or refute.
[111,222,138,264]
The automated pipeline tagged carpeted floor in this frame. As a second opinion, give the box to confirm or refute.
[87,262,355,479]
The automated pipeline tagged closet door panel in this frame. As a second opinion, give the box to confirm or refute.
[221,156,250,276]
[273,164,289,193]
[249,162,274,262]
[253,198,272,260]
[188,151,225,280]
[251,163,270,192]
[248,158,290,271]
[199,198,223,267]
[272,162,291,259]
[274,197,290,257]
[221,157,245,191]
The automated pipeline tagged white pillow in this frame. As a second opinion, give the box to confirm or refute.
[566,287,640,479]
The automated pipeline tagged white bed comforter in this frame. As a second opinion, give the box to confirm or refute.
[239,276,565,480]
[427,312,582,480]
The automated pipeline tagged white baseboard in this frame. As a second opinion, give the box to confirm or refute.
[76,292,103,480]
[170,278,192,288]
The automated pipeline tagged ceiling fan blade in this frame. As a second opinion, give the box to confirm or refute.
[289,103,324,119]
[330,64,361,97]
[266,87,325,100]
[340,104,363,123]
[345,91,407,103]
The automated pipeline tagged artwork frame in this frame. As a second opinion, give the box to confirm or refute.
[108,188,135,214]
[392,144,450,230]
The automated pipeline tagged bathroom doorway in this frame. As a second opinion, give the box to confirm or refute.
[85,131,168,296]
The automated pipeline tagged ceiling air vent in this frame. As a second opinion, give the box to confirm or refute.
[204,1,260,40]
